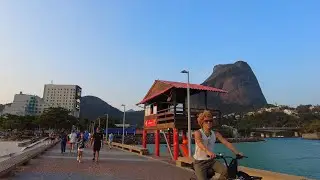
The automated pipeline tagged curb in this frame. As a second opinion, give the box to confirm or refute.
[0,140,58,178]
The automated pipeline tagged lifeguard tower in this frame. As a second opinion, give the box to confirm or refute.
[137,80,227,160]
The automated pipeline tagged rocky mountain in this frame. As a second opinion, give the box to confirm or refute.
[79,96,144,126]
[191,61,267,113]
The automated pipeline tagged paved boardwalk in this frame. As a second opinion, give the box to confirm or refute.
[5,144,193,180]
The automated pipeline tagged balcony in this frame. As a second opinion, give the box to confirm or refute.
[144,107,221,130]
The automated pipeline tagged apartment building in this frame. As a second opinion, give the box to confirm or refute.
[43,84,81,118]
[2,92,49,116]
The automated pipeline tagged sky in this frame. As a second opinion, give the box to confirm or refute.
[0,0,320,111]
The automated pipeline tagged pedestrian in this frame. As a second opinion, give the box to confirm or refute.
[108,133,114,149]
[60,131,67,154]
[76,132,86,163]
[84,130,89,141]
[90,127,103,162]
[49,131,54,144]
[69,130,77,154]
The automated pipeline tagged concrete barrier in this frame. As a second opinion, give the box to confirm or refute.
[0,140,58,177]
[239,166,310,180]
[17,137,42,147]
[20,137,49,152]
[176,157,311,180]
[17,139,33,147]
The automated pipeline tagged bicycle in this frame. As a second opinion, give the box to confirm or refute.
[190,153,262,180]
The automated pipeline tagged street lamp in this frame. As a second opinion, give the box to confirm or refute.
[105,113,109,138]
[121,104,126,144]
[181,69,192,158]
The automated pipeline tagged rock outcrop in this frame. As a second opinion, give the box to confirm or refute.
[192,61,267,113]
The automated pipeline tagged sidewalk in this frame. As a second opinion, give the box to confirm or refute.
[7,144,194,180]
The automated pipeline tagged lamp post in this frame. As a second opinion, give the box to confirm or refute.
[105,114,109,138]
[181,70,191,158]
[121,104,126,144]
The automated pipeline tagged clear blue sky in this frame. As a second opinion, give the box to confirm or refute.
[1,0,319,110]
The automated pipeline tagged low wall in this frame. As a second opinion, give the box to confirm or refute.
[176,157,310,180]
[20,137,48,152]
[0,140,58,177]
[17,137,42,147]
[239,166,310,180]
[302,133,320,140]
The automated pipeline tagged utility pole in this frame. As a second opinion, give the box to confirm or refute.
[105,114,109,138]
[181,70,192,158]
[121,104,126,144]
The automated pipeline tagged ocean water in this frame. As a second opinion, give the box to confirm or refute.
[146,138,320,179]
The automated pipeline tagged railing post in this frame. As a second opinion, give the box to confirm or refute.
[142,129,147,148]
[173,128,179,160]
[155,130,160,156]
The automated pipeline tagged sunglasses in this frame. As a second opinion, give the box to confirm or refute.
[204,120,213,123]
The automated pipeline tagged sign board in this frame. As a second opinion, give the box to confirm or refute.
[144,119,157,127]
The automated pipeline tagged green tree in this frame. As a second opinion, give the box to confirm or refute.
[39,107,77,130]
[302,120,320,133]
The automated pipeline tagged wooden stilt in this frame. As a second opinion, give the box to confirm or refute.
[142,130,147,148]
[155,130,160,156]
[173,128,179,160]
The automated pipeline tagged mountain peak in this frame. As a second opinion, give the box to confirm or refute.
[193,61,267,113]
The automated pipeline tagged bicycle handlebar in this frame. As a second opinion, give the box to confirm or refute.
[206,153,248,160]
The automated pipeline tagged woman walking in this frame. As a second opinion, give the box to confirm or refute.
[69,130,77,154]
[77,133,86,163]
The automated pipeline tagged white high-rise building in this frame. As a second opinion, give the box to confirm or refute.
[2,92,49,116]
[43,84,82,118]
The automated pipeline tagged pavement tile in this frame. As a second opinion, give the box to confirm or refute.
[5,144,194,180]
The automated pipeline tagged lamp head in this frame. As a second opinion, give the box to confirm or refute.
[181,70,189,74]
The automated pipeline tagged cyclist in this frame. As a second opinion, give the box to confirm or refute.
[194,110,243,180]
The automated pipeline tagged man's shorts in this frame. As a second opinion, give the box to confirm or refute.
[93,143,101,152]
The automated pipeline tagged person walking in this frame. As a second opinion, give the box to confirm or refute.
[60,131,67,154]
[90,127,103,162]
[76,133,86,163]
[108,133,114,149]
[69,130,77,154]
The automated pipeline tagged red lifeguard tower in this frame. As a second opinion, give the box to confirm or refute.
[137,80,227,160]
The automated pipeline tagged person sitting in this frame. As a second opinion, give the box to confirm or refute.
[193,110,243,180]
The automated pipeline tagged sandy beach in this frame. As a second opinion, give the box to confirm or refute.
[0,141,23,157]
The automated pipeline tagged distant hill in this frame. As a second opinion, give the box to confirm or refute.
[79,96,144,127]
[192,61,267,113]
